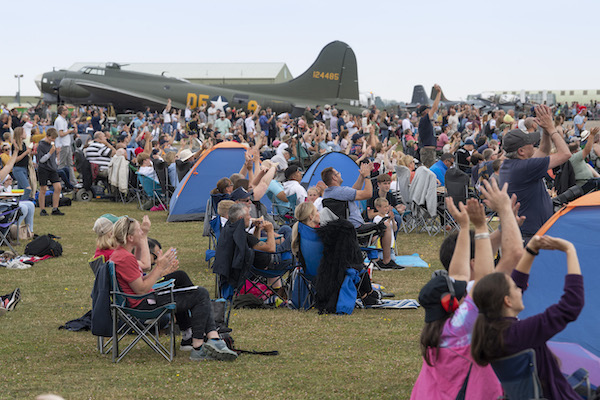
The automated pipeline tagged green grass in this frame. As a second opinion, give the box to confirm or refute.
[0,201,445,399]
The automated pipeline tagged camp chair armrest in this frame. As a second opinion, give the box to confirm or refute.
[111,289,169,300]
[152,279,175,290]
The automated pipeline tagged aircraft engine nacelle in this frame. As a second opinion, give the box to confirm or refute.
[59,79,90,99]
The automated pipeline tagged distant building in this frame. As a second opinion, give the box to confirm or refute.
[494,89,600,105]
[68,62,293,85]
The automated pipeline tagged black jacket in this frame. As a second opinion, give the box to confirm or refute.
[213,219,254,293]
[315,219,364,313]
[91,261,112,337]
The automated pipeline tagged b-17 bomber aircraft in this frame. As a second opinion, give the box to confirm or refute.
[36,41,363,115]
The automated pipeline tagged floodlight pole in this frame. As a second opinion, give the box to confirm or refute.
[14,74,23,105]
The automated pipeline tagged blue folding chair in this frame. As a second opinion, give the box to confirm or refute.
[137,173,166,209]
[290,222,323,310]
[107,261,177,363]
[0,201,21,254]
[491,348,545,399]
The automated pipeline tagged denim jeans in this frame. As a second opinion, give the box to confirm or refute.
[12,166,31,199]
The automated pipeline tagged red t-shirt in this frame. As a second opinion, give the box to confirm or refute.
[110,246,146,307]
[94,247,114,261]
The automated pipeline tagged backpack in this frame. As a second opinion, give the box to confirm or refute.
[24,234,63,257]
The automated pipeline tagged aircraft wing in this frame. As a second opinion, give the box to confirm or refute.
[72,79,168,108]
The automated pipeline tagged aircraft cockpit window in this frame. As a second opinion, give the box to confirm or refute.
[42,78,48,83]
[81,68,105,76]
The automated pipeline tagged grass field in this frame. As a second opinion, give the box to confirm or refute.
[0,200,446,400]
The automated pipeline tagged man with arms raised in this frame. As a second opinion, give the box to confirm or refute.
[499,104,571,242]
[417,84,442,167]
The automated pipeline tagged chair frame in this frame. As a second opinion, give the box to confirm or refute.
[106,261,177,363]
[0,201,21,254]
[491,348,545,400]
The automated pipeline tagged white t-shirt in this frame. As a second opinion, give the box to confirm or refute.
[162,109,171,124]
[23,121,33,140]
[53,115,71,147]
[282,180,308,204]
[402,118,413,133]
[245,117,256,134]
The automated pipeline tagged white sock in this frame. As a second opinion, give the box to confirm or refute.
[181,328,192,340]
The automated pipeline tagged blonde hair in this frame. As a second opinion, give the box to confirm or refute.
[93,217,115,250]
[113,216,138,246]
[291,202,317,256]
[374,197,389,210]
[401,155,414,167]
[217,199,235,218]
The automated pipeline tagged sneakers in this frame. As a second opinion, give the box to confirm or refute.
[5,288,21,311]
[180,338,194,352]
[40,209,48,216]
[189,345,211,361]
[375,259,406,271]
[362,290,382,307]
[51,208,65,216]
[203,339,238,361]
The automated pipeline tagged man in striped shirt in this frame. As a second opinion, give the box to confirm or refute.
[84,132,116,177]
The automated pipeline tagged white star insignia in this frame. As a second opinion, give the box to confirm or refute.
[212,96,228,111]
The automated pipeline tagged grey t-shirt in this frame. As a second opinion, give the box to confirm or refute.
[323,185,364,228]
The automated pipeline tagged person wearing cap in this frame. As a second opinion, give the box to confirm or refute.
[323,104,332,129]
[93,216,117,261]
[455,138,475,173]
[214,111,232,136]
[499,104,571,242]
[411,197,502,400]
[568,126,600,186]
[270,148,292,179]
[349,133,364,157]
[175,145,203,182]
[417,84,442,168]
[244,105,261,137]
[282,166,307,204]
[429,153,455,186]
[207,101,218,126]
[573,106,587,137]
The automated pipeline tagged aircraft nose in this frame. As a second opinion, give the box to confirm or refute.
[35,74,43,91]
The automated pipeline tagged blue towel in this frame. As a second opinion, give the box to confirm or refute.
[395,253,429,268]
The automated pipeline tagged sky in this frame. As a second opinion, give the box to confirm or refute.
[5,0,600,104]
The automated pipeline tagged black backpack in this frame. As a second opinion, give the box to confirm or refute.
[24,234,63,257]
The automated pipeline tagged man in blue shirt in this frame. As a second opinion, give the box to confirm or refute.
[573,107,586,137]
[499,105,571,242]
[429,153,455,186]
[321,163,400,269]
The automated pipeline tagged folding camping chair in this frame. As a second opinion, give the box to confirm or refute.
[444,167,470,234]
[394,165,415,233]
[269,192,297,226]
[107,261,176,363]
[491,349,545,400]
[137,173,166,210]
[409,166,443,236]
[0,201,21,254]
[290,222,324,310]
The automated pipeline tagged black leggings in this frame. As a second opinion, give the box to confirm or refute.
[136,271,216,340]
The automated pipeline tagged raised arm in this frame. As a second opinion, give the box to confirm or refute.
[533,104,570,168]
[582,127,599,159]
[480,180,524,274]
[466,198,494,288]
[445,197,471,283]
[354,162,374,200]
[428,84,442,118]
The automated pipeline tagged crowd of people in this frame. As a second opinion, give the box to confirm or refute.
[0,91,596,396]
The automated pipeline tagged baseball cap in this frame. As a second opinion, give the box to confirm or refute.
[502,129,541,153]
[418,274,468,323]
[93,216,114,236]
[230,187,253,201]
[464,139,475,146]
[352,133,363,142]
[417,105,430,114]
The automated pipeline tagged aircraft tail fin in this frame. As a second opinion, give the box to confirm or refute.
[430,86,450,102]
[269,41,359,101]
[410,85,430,105]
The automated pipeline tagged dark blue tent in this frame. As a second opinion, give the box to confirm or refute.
[520,192,600,384]
[168,142,247,222]
[301,152,359,189]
